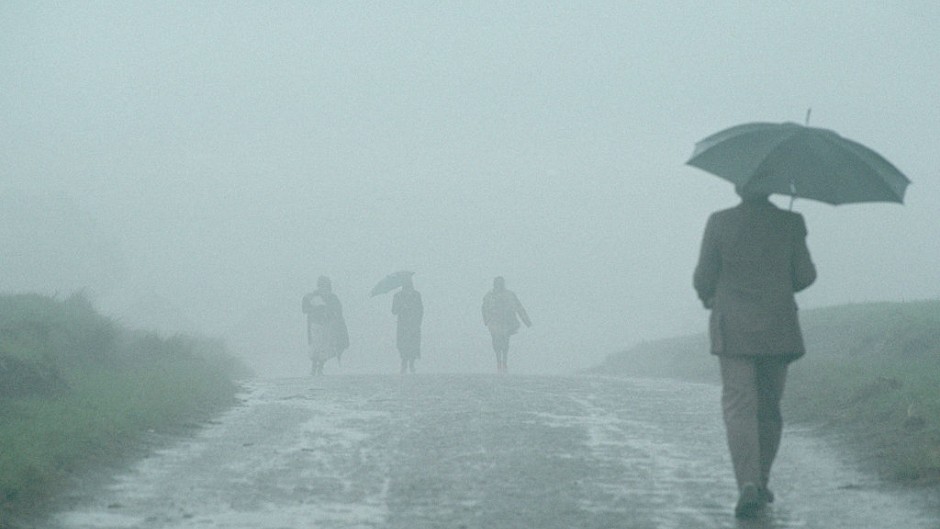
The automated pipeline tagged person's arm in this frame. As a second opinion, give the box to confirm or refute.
[302,293,312,313]
[514,295,532,327]
[791,216,817,293]
[693,214,720,308]
[325,294,342,321]
[302,294,312,344]
[334,297,350,351]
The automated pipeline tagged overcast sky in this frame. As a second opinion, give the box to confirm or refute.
[3,2,939,376]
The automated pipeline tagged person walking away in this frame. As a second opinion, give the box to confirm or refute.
[302,276,349,376]
[693,187,816,518]
[482,276,532,373]
[392,275,423,374]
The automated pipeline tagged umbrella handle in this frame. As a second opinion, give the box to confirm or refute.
[789,180,797,211]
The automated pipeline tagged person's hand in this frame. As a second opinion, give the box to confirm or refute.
[703,297,714,309]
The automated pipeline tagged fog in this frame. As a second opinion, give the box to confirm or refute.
[3,2,939,376]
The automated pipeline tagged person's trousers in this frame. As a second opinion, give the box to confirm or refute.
[719,355,789,491]
[491,333,510,363]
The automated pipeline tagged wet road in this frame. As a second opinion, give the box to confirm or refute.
[49,375,938,528]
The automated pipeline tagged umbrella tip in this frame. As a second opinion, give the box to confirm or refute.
[804,108,812,126]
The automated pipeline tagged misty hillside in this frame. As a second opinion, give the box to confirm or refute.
[596,300,940,481]
[596,300,940,382]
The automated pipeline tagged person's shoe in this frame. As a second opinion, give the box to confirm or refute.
[734,483,763,518]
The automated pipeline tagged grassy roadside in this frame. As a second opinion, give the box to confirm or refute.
[594,300,940,484]
[0,293,249,526]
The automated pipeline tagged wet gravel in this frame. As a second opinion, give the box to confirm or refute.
[42,374,940,528]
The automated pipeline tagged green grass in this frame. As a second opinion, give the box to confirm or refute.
[0,293,248,524]
[595,299,940,484]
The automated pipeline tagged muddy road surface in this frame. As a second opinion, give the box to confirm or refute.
[45,375,938,528]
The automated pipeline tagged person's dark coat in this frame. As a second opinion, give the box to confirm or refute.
[392,287,423,360]
[693,198,816,359]
[482,289,531,337]
[302,290,349,358]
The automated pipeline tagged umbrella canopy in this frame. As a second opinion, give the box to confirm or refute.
[370,271,414,297]
[686,122,910,205]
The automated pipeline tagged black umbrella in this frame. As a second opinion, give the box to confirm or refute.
[370,271,414,297]
[686,121,910,205]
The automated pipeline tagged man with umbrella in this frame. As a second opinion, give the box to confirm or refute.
[688,120,909,517]
[693,185,816,517]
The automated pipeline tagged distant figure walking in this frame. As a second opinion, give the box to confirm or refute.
[302,276,349,376]
[392,275,423,374]
[482,276,531,373]
[693,187,816,518]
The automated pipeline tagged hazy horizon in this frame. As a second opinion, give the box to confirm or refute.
[3,2,939,376]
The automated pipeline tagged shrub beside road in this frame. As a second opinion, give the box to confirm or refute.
[0,293,248,525]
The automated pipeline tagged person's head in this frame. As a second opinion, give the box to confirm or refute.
[735,184,770,203]
[317,275,332,293]
[493,276,506,291]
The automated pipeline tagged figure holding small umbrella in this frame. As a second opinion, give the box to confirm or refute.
[392,274,423,374]
[688,120,910,518]
[372,271,423,374]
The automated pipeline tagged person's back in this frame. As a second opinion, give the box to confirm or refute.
[694,197,815,358]
[392,279,423,373]
[482,289,523,334]
[392,288,423,326]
